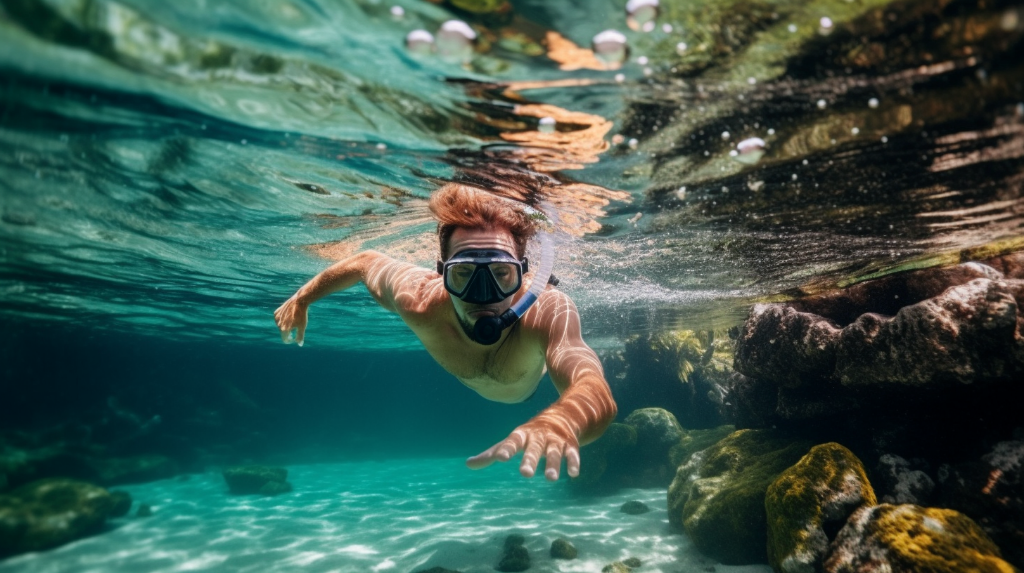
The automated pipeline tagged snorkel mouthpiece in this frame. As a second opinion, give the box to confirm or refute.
[469,206,556,346]
[473,309,519,345]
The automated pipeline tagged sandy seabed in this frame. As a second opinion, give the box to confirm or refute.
[0,458,772,573]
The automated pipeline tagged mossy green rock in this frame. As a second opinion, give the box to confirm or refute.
[0,478,121,558]
[766,443,876,573]
[550,537,577,559]
[669,424,735,468]
[624,408,685,461]
[668,429,812,564]
[824,504,1015,573]
[572,423,637,487]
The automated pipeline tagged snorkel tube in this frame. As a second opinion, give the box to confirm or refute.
[472,207,555,345]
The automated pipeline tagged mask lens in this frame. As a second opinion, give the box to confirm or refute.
[445,263,477,294]
[488,262,521,294]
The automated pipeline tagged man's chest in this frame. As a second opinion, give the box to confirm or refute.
[420,329,547,402]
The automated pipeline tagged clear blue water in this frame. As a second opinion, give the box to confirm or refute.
[0,459,775,573]
[2,0,1023,570]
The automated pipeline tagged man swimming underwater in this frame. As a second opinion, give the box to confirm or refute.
[274,183,616,481]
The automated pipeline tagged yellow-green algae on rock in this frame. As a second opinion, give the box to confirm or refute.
[766,443,876,573]
[824,504,1016,573]
[668,429,812,564]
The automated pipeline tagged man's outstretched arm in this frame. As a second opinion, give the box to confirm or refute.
[274,250,421,345]
[466,290,617,480]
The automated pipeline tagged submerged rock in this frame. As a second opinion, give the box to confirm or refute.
[620,500,651,515]
[875,454,934,505]
[726,260,1024,457]
[0,478,124,558]
[496,543,530,572]
[621,408,686,487]
[550,537,577,559]
[668,429,812,564]
[601,562,632,573]
[823,504,1014,573]
[222,465,291,495]
[668,424,735,468]
[572,423,637,489]
[766,443,876,573]
[624,408,685,461]
[939,440,1024,569]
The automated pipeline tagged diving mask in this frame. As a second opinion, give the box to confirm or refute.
[437,249,528,304]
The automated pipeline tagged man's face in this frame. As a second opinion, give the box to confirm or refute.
[445,226,520,337]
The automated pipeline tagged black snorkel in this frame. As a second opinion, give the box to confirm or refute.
[472,212,556,345]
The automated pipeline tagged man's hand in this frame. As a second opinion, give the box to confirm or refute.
[274,294,308,346]
[466,416,580,481]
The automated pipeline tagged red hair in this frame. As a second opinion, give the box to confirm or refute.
[428,183,536,259]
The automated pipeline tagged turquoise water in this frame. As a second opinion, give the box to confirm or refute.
[0,459,773,573]
[2,0,1023,570]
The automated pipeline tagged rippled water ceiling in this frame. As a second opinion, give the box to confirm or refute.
[0,0,1022,349]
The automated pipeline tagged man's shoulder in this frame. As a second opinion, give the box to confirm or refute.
[523,287,579,327]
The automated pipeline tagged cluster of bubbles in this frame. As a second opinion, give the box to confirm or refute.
[405,19,477,62]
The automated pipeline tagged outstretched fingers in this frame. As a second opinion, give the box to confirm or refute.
[565,447,581,478]
[466,430,526,470]
[544,442,565,481]
[519,434,546,478]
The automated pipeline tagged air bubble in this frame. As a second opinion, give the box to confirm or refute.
[376,143,387,150]
[626,0,659,32]
[614,73,626,83]
[767,128,775,135]
[747,77,757,85]
[721,131,730,140]
[675,42,688,54]
[816,99,827,109]
[390,5,404,18]
[592,30,629,65]
[851,127,860,135]
[662,23,673,33]
[436,20,476,61]
[732,137,765,165]
[637,55,649,65]
[869,97,879,109]
[788,23,797,33]
[628,138,638,149]
[538,117,556,134]
[405,30,435,54]
[818,16,833,35]
[1001,8,1019,31]
[676,186,687,200]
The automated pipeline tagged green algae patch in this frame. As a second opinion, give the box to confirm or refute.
[669,424,736,468]
[825,504,1016,573]
[669,429,813,564]
[766,443,876,573]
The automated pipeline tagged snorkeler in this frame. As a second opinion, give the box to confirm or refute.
[274,183,617,481]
